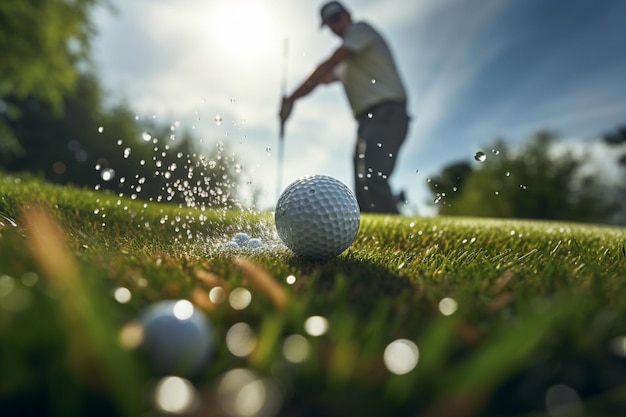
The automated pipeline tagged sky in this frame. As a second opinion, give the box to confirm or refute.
[91,0,626,213]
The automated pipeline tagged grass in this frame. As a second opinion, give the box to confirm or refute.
[1,173,625,417]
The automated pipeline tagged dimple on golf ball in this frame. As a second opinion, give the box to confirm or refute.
[275,175,360,259]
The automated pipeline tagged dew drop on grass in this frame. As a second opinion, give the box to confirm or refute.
[474,151,486,162]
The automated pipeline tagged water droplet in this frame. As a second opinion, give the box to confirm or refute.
[474,151,486,162]
[491,149,500,155]
[123,148,131,158]
[98,126,104,133]
[101,168,116,181]
[266,146,272,154]
[215,115,222,125]
[371,79,376,84]
[505,171,510,177]
[367,113,373,119]
[142,132,152,142]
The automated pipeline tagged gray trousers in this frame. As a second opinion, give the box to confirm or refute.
[354,101,409,214]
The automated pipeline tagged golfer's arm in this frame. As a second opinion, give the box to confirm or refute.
[287,47,351,102]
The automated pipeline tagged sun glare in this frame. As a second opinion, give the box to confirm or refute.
[211,0,277,60]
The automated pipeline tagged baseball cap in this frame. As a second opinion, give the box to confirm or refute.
[319,1,348,27]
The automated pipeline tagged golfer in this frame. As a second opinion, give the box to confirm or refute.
[280,1,410,214]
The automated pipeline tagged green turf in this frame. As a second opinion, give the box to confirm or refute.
[1,174,625,417]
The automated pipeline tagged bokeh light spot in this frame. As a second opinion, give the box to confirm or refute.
[209,286,226,304]
[226,322,257,357]
[438,297,458,316]
[173,299,194,320]
[113,287,132,304]
[229,288,252,310]
[154,376,198,414]
[384,339,419,375]
[304,316,328,337]
[283,334,310,363]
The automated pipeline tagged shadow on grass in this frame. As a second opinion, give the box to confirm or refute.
[284,254,422,315]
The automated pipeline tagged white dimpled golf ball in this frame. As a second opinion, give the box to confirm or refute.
[275,175,360,259]
[139,299,214,377]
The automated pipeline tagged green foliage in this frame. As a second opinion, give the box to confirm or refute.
[603,125,626,224]
[1,73,243,208]
[1,176,625,416]
[430,131,616,223]
[0,0,104,111]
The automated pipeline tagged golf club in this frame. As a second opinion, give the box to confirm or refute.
[277,38,289,201]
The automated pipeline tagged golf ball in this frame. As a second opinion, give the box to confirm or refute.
[139,299,214,377]
[275,175,360,259]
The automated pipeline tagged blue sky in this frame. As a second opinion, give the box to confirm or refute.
[92,0,626,213]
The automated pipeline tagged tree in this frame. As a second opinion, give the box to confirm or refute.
[0,0,106,154]
[430,131,616,223]
[2,73,243,209]
[603,125,626,224]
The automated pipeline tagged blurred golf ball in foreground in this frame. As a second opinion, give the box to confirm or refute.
[139,299,214,376]
[275,175,360,260]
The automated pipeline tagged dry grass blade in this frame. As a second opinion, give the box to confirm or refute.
[234,257,288,309]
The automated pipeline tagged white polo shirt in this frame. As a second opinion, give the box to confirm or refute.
[333,21,407,117]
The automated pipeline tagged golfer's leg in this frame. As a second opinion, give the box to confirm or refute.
[361,105,408,213]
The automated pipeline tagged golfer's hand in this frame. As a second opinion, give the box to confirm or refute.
[279,97,293,123]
